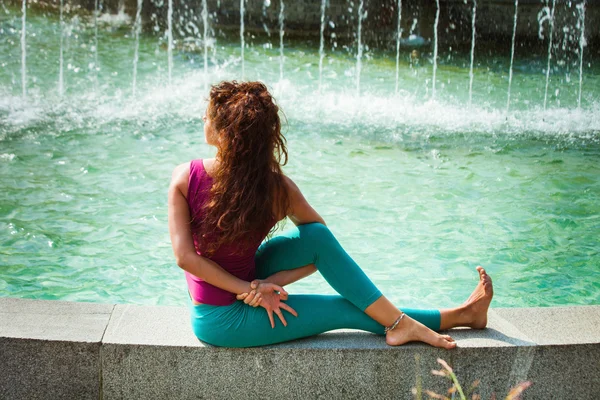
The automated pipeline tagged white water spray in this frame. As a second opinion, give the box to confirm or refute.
[59,0,64,97]
[93,0,100,91]
[318,0,326,93]
[240,0,245,79]
[21,0,26,99]
[355,0,364,96]
[468,0,476,107]
[432,0,440,100]
[278,0,284,81]
[202,0,209,92]
[577,0,586,109]
[394,0,402,94]
[542,0,556,110]
[132,0,142,96]
[506,0,518,113]
[167,0,173,85]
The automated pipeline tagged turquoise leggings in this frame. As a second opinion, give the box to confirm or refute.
[189,223,441,347]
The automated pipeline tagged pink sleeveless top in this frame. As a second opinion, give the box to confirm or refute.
[185,159,273,306]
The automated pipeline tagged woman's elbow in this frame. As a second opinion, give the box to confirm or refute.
[174,251,193,271]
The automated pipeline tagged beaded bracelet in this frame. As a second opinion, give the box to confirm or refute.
[384,312,405,333]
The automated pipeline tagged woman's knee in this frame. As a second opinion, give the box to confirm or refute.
[298,222,334,243]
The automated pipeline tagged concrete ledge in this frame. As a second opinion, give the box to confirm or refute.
[1,298,599,399]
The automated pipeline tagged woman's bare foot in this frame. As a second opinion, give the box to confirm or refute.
[385,315,457,349]
[462,266,494,329]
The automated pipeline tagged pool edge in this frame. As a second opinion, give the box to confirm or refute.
[1,297,599,398]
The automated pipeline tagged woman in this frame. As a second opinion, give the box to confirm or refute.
[168,81,493,348]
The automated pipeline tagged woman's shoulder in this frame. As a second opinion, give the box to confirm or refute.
[281,173,301,197]
[170,162,191,197]
[171,158,215,182]
[171,162,191,184]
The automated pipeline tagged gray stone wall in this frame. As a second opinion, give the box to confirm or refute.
[2,297,600,399]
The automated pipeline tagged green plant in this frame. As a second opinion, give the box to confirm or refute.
[413,357,532,400]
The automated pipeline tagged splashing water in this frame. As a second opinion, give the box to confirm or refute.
[506,0,519,113]
[20,0,26,99]
[167,0,173,85]
[432,0,440,100]
[202,0,209,92]
[278,0,284,82]
[539,0,556,110]
[318,0,326,93]
[240,0,245,79]
[58,0,64,97]
[355,0,364,96]
[93,0,100,91]
[131,0,142,96]
[577,0,586,109]
[468,0,476,107]
[394,0,402,94]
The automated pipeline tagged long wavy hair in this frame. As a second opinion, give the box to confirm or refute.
[192,81,289,256]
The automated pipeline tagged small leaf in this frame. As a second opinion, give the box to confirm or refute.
[505,381,532,400]
[424,390,450,400]
[437,358,454,373]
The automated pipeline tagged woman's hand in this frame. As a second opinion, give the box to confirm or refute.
[237,279,288,307]
[237,280,297,328]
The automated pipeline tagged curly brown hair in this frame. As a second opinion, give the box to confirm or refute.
[192,81,289,256]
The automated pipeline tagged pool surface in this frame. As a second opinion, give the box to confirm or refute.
[1,5,599,309]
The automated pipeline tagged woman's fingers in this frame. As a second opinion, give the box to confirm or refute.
[243,290,256,304]
[279,302,298,318]
[236,293,248,300]
[249,292,261,307]
[274,284,288,297]
[267,309,275,329]
[274,308,287,327]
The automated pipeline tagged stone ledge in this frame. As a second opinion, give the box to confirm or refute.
[1,297,599,399]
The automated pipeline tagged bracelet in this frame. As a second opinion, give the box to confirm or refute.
[384,313,405,334]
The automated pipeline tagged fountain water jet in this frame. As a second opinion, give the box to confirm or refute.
[93,0,100,92]
[202,0,208,92]
[21,0,26,99]
[59,0,64,97]
[577,0,586,109]
[240,0,245,79]
[167,0,173,85]
[278,0,284,82]
[431,0,440,100]
[394,0,402,94]
[468,0,476,107]
[318,0,326,93]
[355,0,364,96]
[542,0,556,110]
[506,0,518,113]
[132,0,142,96]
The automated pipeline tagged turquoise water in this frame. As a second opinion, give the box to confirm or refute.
[1,6,599,309]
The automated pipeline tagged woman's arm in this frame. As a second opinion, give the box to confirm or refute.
[262,264,316,287]
[238,175,325,304]
[168,163,252,295]
[283,175,326,226]
[259,176,325,285]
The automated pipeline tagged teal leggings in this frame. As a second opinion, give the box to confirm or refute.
[189,223,441,347]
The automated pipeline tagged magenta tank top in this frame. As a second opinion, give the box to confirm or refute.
[185,159,271,306]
